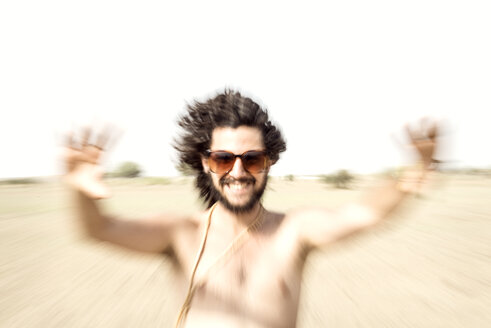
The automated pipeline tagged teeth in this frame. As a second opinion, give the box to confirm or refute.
[227,183,249,190]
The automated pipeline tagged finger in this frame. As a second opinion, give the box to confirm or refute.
[81,126,92,147]
[411,120,431,142]
[419,116,429,136]
[426,121,438,140]
[419,116,438,139]
[65,131,76,148]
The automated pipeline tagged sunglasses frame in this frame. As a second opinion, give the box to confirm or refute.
[205,150,269,174]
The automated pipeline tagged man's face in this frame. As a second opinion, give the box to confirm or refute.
[202,126,269,214]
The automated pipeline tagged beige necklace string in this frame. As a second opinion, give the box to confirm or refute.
[174,203,265,328]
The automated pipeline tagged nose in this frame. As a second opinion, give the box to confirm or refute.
[228,157,249,178]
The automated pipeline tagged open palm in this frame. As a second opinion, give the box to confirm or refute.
[63,127,116,199]
[406,119,439,170]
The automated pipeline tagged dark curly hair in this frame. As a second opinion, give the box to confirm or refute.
[174,90,286,208]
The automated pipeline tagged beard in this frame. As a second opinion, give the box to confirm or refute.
[210,175,268,214]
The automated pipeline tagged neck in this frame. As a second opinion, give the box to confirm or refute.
[214,202,263,232]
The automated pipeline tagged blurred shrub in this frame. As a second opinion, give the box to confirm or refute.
[111,161,142,178]
[0,178,39,185]
[141,177,171,185]
[320,170,354,189]
[285,174,295,181]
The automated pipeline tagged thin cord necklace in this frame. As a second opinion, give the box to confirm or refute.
[174,203,265,328]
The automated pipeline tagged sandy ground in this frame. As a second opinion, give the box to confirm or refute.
[1,175,490,327]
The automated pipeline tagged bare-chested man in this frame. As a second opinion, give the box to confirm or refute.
[64,90,438,328]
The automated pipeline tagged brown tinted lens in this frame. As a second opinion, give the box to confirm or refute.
[242,151,267,173]
[209,151,235,173]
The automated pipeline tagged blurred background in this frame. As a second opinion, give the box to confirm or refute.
[1,1,490,327]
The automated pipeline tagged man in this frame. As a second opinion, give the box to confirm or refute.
[64,90,438,327]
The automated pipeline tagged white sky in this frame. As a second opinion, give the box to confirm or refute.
[1,0,490,178]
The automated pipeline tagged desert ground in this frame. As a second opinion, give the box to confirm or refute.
[1,175,490,327]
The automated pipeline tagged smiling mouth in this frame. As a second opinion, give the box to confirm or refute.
[226,182,252,191]
[220,178,255,192]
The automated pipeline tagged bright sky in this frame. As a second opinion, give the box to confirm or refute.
[1,0,490,178]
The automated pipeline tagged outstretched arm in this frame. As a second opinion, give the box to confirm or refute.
[64,127,182,253]
[293,120,439,249]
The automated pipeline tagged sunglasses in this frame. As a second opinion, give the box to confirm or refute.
[205,150,269,174]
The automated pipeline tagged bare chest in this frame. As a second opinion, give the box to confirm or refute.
[175,223,305,327]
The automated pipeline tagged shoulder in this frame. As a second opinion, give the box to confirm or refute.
[141,210,203,252]
[260,210,286,234]
[259,208,336,260]
[166,208,218,269]
[257,207,333,238]
[167,208,213,249]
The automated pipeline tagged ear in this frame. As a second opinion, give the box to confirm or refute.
[264,158,273,174]
[201,155,210,174]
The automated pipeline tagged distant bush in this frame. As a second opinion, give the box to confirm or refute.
[0,178,40,185]
[140,177,171,185]
[111,161,142,178]
[320,170,354,189]
[285,174,295,181]
[464,168,491,175]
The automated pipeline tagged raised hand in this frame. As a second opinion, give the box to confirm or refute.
[405,118,440,170]
[63,125,119,199]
